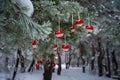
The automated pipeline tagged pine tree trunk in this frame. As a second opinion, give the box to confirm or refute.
[77,56,80,67]
[66,48,76,69]
[12,49,20,80]
[102,48,108,73]
[97,37,103,76]
[5,56,9,72]
[28,58,35,72]
[106,40,111,77]
[43,61,53,80]
[81,56,85,73]
[91,59,95,71]
[66,53,71,69]
[57,56,61,75]
[111,49,118,75]
[91,44,95,71]
[20,55,25,73]
[98,55,103,76]
[79,42,86,73]
[102,64,108,72]
[65,53,69,69]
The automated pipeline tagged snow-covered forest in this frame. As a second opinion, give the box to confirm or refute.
[0,0,120,80]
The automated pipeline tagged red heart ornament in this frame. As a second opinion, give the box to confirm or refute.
[53,61,56,67]
[75,19,84,27]
[37,60,42,65]
[53,44,58,51]
[32,39,37,48]
[62,44,70,52]
[86,25,94,34]
[55,30,64,39]
[46,59,50,63]
[57,51,61,56]
[70,26,75,33]
[35,64,39,70]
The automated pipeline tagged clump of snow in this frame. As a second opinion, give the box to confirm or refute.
[16,64,113,80]
[0,64,113,80]
[15,0,34,17]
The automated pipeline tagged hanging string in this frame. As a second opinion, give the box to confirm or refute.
[78,12,80,20]
[53,33,54,43]
[89,14,91,26]
[55,34,57,45]
[32,33,34,39]
[71,13,74,25]
[33,32,36,39]
[57,14,60,30]
[78,6,82,20]
[88,13,90,26]
[65,35,66,45]
[58,19,60,30]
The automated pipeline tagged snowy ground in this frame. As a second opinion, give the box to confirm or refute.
[0,64,114,80]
